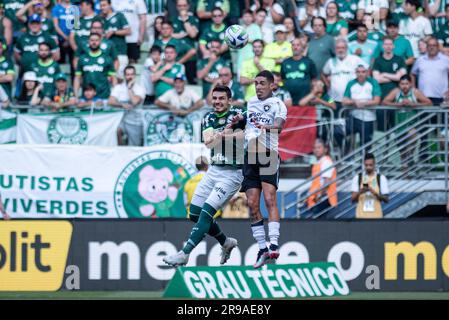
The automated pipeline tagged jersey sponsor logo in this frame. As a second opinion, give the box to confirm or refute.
[83,64,105,72]
[23,44,39,52]
[47,115,88,144]
[145,112,194,145]
[286,71,305,80]
[5,2,24,10]
[76,29,90,37]
[113,151,195,218]
[37,75,55,84]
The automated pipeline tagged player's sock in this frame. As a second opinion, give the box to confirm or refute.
[268,221,280,249]
[190,204,226,246]
[251,220,267,250]
[183,203,217,254]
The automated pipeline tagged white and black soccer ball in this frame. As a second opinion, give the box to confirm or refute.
[224,25,249,49]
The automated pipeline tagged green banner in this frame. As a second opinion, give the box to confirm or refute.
[163,263,350,299]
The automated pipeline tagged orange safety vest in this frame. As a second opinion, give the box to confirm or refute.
[307,156,338,208]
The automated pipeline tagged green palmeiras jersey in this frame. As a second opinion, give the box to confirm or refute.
[75,38,118,62]
[153,37,194,62]
[171,13,199,46]
[4,0,27,32]
[154,62,185,98]
[75,50,116,99]
[71,15,96,49]
[0,55,15,98]
[197,57,231,98]
[202,106,246,168]
[14,31,59,72]
[31,59,62,98]
[104,12,129,56]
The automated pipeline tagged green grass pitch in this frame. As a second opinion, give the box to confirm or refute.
[1,291,449,300]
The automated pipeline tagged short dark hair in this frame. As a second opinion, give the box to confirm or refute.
[446,3,449,11]
[364,153,375,161]
[212,85,232,99]
[91,19,103,28]
[84,83,96,91]
[383,36,394,43]
[252,39,265,47]
[311,16,326,29]
[272,71,282,78]
[150,45,162,54]
[256,8,267,15]
[38,42,50,50]
[124,65,136,74]
[165,44,177,52]
[357,23,368,30]
[89,32,102,39]
[256,70,274,83]
[212,7,223,15]
[405,0,421,10]
[386,20,399,28]
[400,74,412,82]
[161,21,173,28]
[80,0,94,7]
[100,0,112,4]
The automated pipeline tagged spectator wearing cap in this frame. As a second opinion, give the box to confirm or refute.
[14,14,60,74]
[16,0,56,40]
[42,73,77,112]
[155,74,205,116]
[348,23,379,66]
[399,0,433,58]
[154,21,196,84]
[341,64,381,145]
[411,37,449,105]
[298,0,325,34]
[108,65,146,146]
[0,4,12,48]
[262,24,293,72]
[379,20,415,67]
[206,66,245,107]
[31,42,61,99]
[240,39,276,101]
[436,4,449,56]
[198,7,228,59]
[152,44,186,98]
[16,71,42,107]
[308,16,335,75]
[0,38,15,98]
[197,39,231,99]
[281,37,318,106]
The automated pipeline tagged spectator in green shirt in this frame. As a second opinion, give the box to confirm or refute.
[151,44,186,98]
[377,20,415,67]
[42,72,77,112]
[154,20,196,83]
[199,7,228,59]
[31,42,61,99]
[0,38,15,98]
[206,66,245,107]
[325,1,348,38]
[196,0,229,30]
[171,0,199,46]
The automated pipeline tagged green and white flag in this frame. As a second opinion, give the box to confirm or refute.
[142,109,210,146]
[16,111,124,146]
[0,110,17,144]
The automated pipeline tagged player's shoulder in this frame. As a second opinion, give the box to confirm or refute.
[247,96,261,105]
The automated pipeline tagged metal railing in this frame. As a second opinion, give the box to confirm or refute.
[281,106,449,219]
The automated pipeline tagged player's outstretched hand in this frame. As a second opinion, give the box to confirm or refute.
[226,114,244,129]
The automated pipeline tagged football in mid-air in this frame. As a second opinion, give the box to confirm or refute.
[224,25,249,49]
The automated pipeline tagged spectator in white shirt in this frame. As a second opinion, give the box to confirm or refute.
[141,45,163,104]
[399,0,433,58]
[108,65,146,146]
[155,74,204,116]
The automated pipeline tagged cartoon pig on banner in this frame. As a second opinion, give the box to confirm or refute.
[138,165,179,217]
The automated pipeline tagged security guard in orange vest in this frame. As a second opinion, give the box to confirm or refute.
[307,139,338,215]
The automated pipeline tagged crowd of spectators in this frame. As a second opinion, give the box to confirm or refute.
[0,0,448,148]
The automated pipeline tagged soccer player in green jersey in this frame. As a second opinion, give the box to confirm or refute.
[163,85,245,267]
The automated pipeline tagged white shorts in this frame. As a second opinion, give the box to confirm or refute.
[190,165,244,212]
